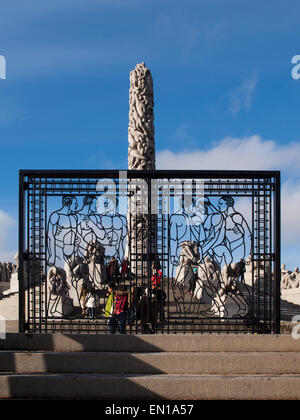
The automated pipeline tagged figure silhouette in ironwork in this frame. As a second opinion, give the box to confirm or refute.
[201,196,251,267]
[47,196,80,266]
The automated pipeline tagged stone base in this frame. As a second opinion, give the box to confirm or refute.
[47,297,74,317]
[210,293,248,318]
[194,271,220,304]
[0,282,10,295]
[2,273,19,296]
[281,288,300,306]
[175,264,194,289]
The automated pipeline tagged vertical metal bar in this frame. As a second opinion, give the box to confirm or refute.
[256,182,260,329]
[32,180,36,333]
[39,178,42,333]
[27,180,30,331]
[251,184,255,334]
[273,172,281,334]
[18,171,25,333]
[263,178,267,332]
[147,176,152,329]
[268,188,272,333]
[167,196,170,335]
[44,182,48,334]
[161,186,165,334]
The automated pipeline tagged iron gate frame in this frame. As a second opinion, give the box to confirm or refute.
[18,169,281,334]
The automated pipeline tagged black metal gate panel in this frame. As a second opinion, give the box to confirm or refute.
[19,170,281,334]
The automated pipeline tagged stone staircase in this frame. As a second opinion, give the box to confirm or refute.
[0,333,300,399]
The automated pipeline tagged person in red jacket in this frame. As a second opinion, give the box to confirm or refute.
[120,257,130,280]
[108,285,128,334]
[151,268,162,289]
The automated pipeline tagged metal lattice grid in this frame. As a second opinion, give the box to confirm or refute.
[18,170,281,334]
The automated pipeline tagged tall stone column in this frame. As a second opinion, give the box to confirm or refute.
[127,62,156,278]
[128,62,155,171]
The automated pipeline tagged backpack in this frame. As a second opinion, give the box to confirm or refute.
[113,293,128,315]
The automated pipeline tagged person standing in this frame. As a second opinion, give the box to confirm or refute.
[121,257,130,280]
[80,283,88,316]
[109,285,128,334]
[105,282,116,318]
[151,268,162,289]
[86,290,96,319]
[108,256,119,281]
[188,267,198,295]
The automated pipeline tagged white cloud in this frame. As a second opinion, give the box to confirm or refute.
[228,74,258,116]
[157,135,300,175]
[157,135,300,250]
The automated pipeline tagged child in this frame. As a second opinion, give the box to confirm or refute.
[86,290,96,319]
[109,285,128,334]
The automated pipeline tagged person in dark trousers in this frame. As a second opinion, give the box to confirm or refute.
[86,289,97,319]
[188,267,198,295]
[105,282,116,318]
[108,256,118,281]
[109,285,128,334]
[121,257,130,280]
[128,285,142,326]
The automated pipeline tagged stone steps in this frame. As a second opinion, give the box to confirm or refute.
[1,350,300,375]
[0,333,300,399]
[1,333,300,352]
[1,373,300,400]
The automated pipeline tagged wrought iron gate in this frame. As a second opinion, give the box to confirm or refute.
[19,170,281,334]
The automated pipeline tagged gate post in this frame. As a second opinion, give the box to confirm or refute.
[18,170,25,333]
[273,171,281,334]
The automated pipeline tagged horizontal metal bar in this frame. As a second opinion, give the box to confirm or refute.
[20,169,280,179]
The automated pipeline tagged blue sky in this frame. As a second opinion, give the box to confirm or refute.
[0,0,300,267]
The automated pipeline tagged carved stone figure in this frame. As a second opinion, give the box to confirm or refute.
[85,240,105,265]
[219,259,246,296]
[175,241,200,287]
[128,62,155,171]
[172,241,200,312]
[85,241,107,287]
[210,292,248,318]
[127,62,156,276]
[194,256,221,302]
[0,261,16,283]
[281,266,300,289]
[281,264,288,276]
[64,256,91,307]
[47,266,74,317]
[48,267,69,297]
[210,259,248,318]
[178,241,200,266]
[281,265,300,306]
